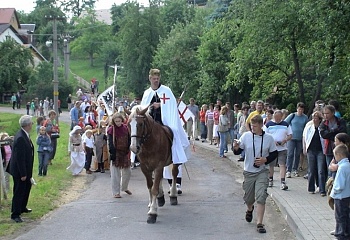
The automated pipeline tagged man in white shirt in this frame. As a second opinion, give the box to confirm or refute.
[233,115,277,234]
[263,110,292,190]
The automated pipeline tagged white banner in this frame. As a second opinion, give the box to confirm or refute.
[97,85,115,116]
[178,101,195,126]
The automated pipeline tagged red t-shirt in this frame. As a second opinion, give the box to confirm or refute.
[213,111,220,125]
[199,110,206,123]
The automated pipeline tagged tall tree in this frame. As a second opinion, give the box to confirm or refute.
[70,9,111,66]
[0,39,34,93]
[58,0,96,17]
[160,0,195,33]
[116,1,163,97]
[152,8,209,101]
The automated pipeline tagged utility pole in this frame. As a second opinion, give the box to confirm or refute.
[45,16,65,123]
[63,34,73,81]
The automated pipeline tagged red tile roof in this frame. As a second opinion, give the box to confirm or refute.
[0,8,16,24]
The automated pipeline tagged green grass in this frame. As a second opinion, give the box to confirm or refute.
[0,114,21,136]
[69,58,107,91]
[0,113,79,237]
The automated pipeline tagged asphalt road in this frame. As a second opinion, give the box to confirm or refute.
[0,106,295,240]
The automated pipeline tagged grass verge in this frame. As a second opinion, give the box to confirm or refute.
[0,113,83,237]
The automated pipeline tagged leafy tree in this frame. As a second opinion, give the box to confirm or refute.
[58,0,96,17]
[198,14,245,104]
[26,61,73,107]
[116,1,163,97]
[160,0,195,33]
[207,0,233,22]
[0,39,34,93]
[70,9,111,66]
[110,3,127,34]
[152,9,208,101]
[223,0,350,115]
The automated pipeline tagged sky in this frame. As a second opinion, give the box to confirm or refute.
[0,0,147,13]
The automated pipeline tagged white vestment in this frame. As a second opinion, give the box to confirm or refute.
[141,85,190,164]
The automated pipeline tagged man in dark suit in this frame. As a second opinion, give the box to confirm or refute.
[10,115,34,223]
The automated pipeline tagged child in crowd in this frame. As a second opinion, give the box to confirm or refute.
[78,116,85,129]
[1,132,12,192]
[36,126,52,176]
[107,112,132,198]
[94,121,107,173]
[330,144,350,239]
[83,129,95,174]
[36,116,45,134]
[67,126,85,175]
[82,125,92,138]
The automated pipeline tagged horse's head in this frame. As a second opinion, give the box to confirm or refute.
[128,105,150,154]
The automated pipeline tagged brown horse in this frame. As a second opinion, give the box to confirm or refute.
[128,106,180,224]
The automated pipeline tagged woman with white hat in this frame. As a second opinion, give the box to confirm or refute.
[67,126,85,175]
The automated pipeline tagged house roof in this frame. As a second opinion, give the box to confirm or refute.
[80,9,112,25]
[0,23,26,43]
[0,23,10,34]
[20,24,36,32]
[0,8,20,28]
[23,44,48,62]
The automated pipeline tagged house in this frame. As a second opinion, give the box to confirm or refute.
[0,8,47,66]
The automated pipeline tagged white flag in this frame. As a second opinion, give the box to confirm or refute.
[178,101,195,126]
[97,85,115,116]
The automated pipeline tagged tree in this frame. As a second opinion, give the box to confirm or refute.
[70,9,111,66]
[160,0,195,33]
[197,15,245,104]
[0,39,34,93]
[26,61,73,108]
[153,8,208,101]
[58,0,96,17]
[116,1,163,97]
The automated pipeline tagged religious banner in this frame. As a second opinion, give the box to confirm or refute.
[178,100,195,126]
[97,85,115,116]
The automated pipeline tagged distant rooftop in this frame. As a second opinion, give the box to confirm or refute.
[80,9,112,25]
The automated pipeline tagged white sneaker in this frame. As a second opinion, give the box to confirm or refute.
[330,229,335,235]
[281,182,288,190]
[286,172,291,178]
[293,170,299,177]
[268,180,273,187]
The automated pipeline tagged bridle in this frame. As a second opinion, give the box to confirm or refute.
[130,114,154,147]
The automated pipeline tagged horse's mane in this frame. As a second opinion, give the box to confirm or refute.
[129,105,150,118]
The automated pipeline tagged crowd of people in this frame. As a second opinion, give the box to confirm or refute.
[11,94,63,117]
[3,72,350,238]
[189,98,349,237]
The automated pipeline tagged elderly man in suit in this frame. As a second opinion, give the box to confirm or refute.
[10,115,35,223]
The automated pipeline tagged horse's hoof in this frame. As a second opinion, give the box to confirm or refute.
[147,214,157,224]
[157,195,165,207]
[170,196,178,205]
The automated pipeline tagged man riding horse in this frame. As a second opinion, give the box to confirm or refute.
[140,68,190,166]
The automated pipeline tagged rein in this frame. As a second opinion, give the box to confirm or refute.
[130,115,155,147]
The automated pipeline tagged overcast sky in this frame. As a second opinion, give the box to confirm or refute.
[0,0,147,13]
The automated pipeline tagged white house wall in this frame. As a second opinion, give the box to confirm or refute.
[0,28,23,44]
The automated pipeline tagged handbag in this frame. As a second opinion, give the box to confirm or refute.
[218,115,229,132]
[218,124,229,132]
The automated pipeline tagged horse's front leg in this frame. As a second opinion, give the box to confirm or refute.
[147,167,163,223]
[169,164,180,205]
